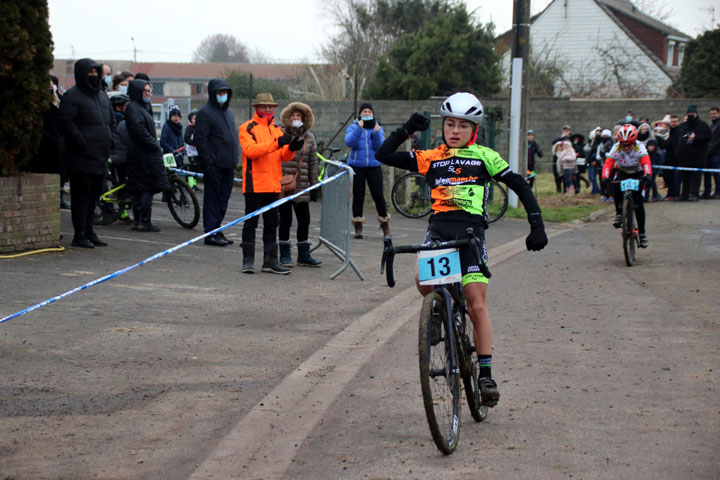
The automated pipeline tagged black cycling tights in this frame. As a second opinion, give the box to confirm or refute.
[613,183,646,234]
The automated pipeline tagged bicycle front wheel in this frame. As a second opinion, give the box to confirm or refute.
[622,196,635,266]
[167,177,200,228]
[392,172,432,218]
[419,292,460,454]
[485,180,508,224]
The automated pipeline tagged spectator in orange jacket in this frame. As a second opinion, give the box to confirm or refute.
[238,92,303,275]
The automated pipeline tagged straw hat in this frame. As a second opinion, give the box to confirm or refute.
[252,92,278,106]
[651,114,672,128]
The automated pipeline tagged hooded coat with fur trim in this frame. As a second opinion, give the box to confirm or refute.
[279,102,319,203]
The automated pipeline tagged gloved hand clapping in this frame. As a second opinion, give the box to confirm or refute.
[310,189,318,202]
[289,136,305,152]
[526,224,548,251]
[402,113,431,135]
[278,134,292,147]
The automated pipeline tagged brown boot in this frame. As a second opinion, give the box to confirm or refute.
[378,213,391,238]
[352,216,365,239]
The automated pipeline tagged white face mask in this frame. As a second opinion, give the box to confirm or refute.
[291,119,303,128]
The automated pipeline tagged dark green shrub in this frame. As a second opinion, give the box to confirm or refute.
[0,0,54,176]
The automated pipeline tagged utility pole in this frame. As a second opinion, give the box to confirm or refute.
[131,37,137,63]
[508,0,530,207]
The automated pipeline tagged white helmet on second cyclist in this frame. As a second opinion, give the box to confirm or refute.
[440,92,484,125]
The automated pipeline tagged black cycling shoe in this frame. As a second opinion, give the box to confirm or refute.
[639,233,648,248]
[612,214,622,229]
[479,377,500,407]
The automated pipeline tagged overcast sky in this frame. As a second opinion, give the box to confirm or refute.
[47,0,716,63]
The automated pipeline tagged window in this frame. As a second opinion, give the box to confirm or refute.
[152,82,165,96]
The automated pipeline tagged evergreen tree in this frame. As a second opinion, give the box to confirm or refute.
[0,0,54,175]
[668,28,720,97]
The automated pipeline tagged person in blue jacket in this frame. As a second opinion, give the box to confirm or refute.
[344,102,390,238]
[160,105,184,155]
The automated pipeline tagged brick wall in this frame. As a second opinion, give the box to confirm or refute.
[0,174,61,253]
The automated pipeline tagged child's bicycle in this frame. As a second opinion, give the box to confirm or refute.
[380,228,491,454]
[613,178,643,266]
[93,148,200,229]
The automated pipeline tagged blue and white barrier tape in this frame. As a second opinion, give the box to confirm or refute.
[0,168,349,324]
[652,165,720,173]
[170,168,243,184]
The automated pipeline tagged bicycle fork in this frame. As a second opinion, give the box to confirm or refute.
[439,287,460,378]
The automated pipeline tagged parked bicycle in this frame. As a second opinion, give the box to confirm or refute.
[94,148,200,229]
[614,178,643,266]
[391,172,508,223]
[380,228,491,454]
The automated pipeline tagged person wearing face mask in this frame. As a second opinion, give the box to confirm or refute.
[675,104,711,201]
[238,93,300,275]
[194,78,240,247]
[59,58,116,248]
[108,73,131,98]
[344,102,389,238]
[124,79,170,232]
[277,102,322,268]
[101,64,112,92]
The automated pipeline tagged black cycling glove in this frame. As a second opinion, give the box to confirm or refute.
[402,113,431,135]
[278,134,292,147]
[309,189,318,202]
[526,215,548,251]
[289,136,305,152]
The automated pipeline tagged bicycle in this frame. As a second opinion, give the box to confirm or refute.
[391,172,508,224]
[380,228,492,454]
[93,148,200,229]
[614,178,642,266]
[317,146,344,181]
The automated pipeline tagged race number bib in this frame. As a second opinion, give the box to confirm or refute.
[620,179,639,191]
[163,153,177,168]
[417,248,462,285]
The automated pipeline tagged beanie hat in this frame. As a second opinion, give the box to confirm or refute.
[358,102,374,115]
[687,104,698,113]
[601,129,612,137]
[169,105,181,118]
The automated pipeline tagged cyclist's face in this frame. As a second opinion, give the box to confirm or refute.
[443,117,474,148]
[620,142,634,152]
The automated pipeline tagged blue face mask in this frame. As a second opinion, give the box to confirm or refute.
[118,85,128,94]
[216,94,228,105]
[625,116,633,122]
[361,115,373,121]
[105,75,112,86]
[143,96,151,103]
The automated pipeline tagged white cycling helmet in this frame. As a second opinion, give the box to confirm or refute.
[440,92,484,124]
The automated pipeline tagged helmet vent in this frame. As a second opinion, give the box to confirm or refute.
[444,102,453,113]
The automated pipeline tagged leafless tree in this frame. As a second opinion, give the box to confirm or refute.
[632,0,675,25]
[193,34,249,63]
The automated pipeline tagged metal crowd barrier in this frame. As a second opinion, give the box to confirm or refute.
[311,159,365,280]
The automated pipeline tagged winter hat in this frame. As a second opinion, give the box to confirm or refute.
[601,129,612,137]
[358,102,374,115]
[652,114,672,127]
[252,92,278,106]
[687,104,698,113]
[169,105,181,118]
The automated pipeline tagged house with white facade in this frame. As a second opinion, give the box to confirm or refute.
[499,0,691,97]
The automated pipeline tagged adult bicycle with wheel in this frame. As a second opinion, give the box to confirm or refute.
[380,228,491,454]
[93,148,200,229]
[614,178,643,266]
[391,172,508,224]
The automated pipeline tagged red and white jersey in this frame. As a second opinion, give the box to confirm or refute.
[602,141,651,179]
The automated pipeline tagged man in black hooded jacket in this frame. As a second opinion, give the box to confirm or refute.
[59,58,116,248]
[676,104,711,201]
[194,78,239,246]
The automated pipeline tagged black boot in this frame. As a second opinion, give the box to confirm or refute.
[241,242,255,274]
[261,243,291,275]
[296,241,322,267]
[131,205,141,230]
[86,231,108,247]
[279,241,294,267]
[136,207,160,232]
[71,233,94,248]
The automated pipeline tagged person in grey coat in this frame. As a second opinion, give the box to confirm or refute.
[59,58,116,248]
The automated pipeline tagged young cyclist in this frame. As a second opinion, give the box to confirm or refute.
[601,124,652,248]
[375,92,548,407]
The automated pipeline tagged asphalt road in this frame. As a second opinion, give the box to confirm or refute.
[1,189,718,479]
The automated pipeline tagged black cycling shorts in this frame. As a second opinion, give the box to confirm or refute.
[423,220,489,285]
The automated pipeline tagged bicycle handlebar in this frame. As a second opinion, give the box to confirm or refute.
[380,227,491,288]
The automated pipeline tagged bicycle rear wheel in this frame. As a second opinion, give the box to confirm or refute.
[457,305,488,422]
[392,172,432,218]
[166,177,200,228]
[485,180,508,224]
[622,196,635,266]
[93,175,122,225]
[419,291,460,454]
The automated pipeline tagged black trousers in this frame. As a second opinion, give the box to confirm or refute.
[202,165,235,233]
[680,170,701,198]
[242,192,280,248]
[612,171,646,234]
[67,169,103,238]
[279,201,310,242]
[352,166,387,218]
